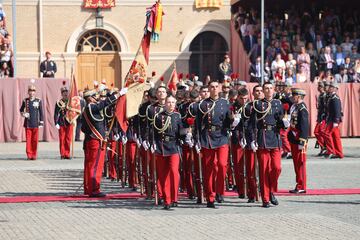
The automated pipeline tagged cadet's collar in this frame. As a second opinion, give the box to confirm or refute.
[209,96,219,102]
[264,97,273,103]
[29,97,35,101]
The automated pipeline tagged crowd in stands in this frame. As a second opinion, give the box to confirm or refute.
[233,2,360,83]
[0,4,13,78]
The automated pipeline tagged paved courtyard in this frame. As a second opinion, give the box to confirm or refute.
[0,138,359,240]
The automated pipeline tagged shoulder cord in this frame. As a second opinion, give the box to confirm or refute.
[153,113,171,133]
[199,99,216,116]
[187,102,196,118]
[255,100,271,121]
[243,102,251,119]
[88,103,104,122]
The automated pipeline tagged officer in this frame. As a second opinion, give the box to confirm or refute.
[54,84,72,159]
[230,88,249,198]
[81,85,127,197]
[153,95,183,210]
[242,84,264,203]
[314,81,327,156]
[19,85,44,160]
[250,81,289,208]
[323,81,344,159]
[194,80,237,208]
[40,51,57,78]
[287,88,309,193]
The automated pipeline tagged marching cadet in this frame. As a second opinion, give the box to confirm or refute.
[138,89,156,198]
[230,88,249,198]
[81,86,127,197]
[153,95,183,210]
[287,88,309,193]
[20,85,44,160]
[126,116,139,191]
[242,85,264,203]
[199,85,209,100]
[314,81,327,156]
[323,82,344,159]
[54,83,72,159]
[40,51,57,78]
[144,85,168,203]
[194,80,239,208]
[250,82,289,208]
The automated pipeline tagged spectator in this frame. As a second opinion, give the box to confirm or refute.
[293,34,305,54]
[274,67,285,82]
[0,4,6,27]
[285,68,296,85]
[349,46,359,64]
[323,27,336,45]
[248,37,261,63]
[244,28,257,54]
[296,66,308,83]
[240,18,251,37]
[40,51,57,78]
[334,66,349,83]
[315,34,324,53]
[307,42,319,81]
[340,36,353,55]
[0,62,10,78]
[249,56,262,83]
[320,46,335,73]
[297,46,311,81]
[342,57,353,71]
[334,46,345,69]
[329,37,338,54]
[271,53,285,79]
[285,53,297,73]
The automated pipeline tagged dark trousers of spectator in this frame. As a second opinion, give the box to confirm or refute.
[75,118,82,141]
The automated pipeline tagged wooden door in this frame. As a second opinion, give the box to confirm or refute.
[77,53,121,90]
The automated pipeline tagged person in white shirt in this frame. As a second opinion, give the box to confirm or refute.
[271,53,286,79]
[340,36,353,56]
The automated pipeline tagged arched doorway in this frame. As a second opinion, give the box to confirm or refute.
[189,31,229,82]
[76,29,121,90]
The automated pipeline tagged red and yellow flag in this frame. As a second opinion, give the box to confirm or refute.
[66,74,81,124]
[167,64,178,92]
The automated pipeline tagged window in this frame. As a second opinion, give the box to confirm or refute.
[76,30,120,52]
[189,31,228,82]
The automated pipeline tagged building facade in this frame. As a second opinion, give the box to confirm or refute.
[4,0,231,89]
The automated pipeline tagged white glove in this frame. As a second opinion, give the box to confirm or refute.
[282,118,290,128]
[298,145,304,150]
[119,87,128,96]
[113,134,120,141]
[195,143,201,154]
[55,124,60,130]
[333,123,339,128]
[23,112,30,118]
[98,83,106,92]
[150,144,157,153]
[142,140,150,151]
[232,114,241,128]
[240,138,247,149]
[250,141,258,152]
[136,138,142,148]
[39,122,44,128]
[185,132,193,145]
[122,136,128,145]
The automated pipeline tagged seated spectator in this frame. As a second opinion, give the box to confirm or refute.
[274,67,285,82]
[349,46,359,64]
[249,56,262,83]
[293,34,305,54]
[280,34,291,61]
[297,46,311,81]
[319,46,335,73]
[0,62,10,78]
[324,70,335,82]
[271,53,285,79]
[285,68,296,85]
[240,17,251,37]
[334,46,345,69]
[296,66,308,83]
[329,37,338,54]
[334,66,349,83]
[286,53,297,73]
[342,57,354,70]
[323,27,336,45]
[340,36,353,55]
[307,42,319,81]
[315,34,324,53]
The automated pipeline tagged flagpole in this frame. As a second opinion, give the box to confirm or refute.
[70,65,75,159]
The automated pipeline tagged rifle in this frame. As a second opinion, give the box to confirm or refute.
[152,125,158,206]
[228,131,236,191]
[196,126,205,204]
[137,124,144,195]
[121,139,127,188]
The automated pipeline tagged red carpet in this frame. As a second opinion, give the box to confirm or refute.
[0,189,359,204]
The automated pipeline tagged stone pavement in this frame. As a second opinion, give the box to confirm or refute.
[0,139,360,239]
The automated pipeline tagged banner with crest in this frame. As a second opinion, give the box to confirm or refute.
[83,0,115,9]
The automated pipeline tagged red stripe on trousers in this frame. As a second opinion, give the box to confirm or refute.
[156,154,180,205]
[256,148,282,203]
[324,123,344,158]
[290,143,307,190]
[126,141,138,188]
[83,138,106,195]
[314,120,326,148]
[201,145,229,203]
[59,125,73,158]
[182,145,195,197]
[25,128,39,159]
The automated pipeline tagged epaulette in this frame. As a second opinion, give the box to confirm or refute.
[299,103,308,113]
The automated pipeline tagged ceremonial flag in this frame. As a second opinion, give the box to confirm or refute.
[65,74,81,124]
[167,64,178,92]
[115,1,163,133]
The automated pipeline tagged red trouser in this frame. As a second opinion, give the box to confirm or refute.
[280,128,291,153]
[257,148,282,203]
[156,154,180,205]
[107,140,119,179]
[193,149,204,200]
[290,143,307,190]
[126,141,138,188]
[59,125,73,158]
[314,120,326,148]
[84,138,106,195]
[324,123,344,158]
[140,147,163,198]
[232,144,245,196]
[25,128,39,159]
[182,145,195,197]
[201,145,229,203]
[245,149,257,199]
